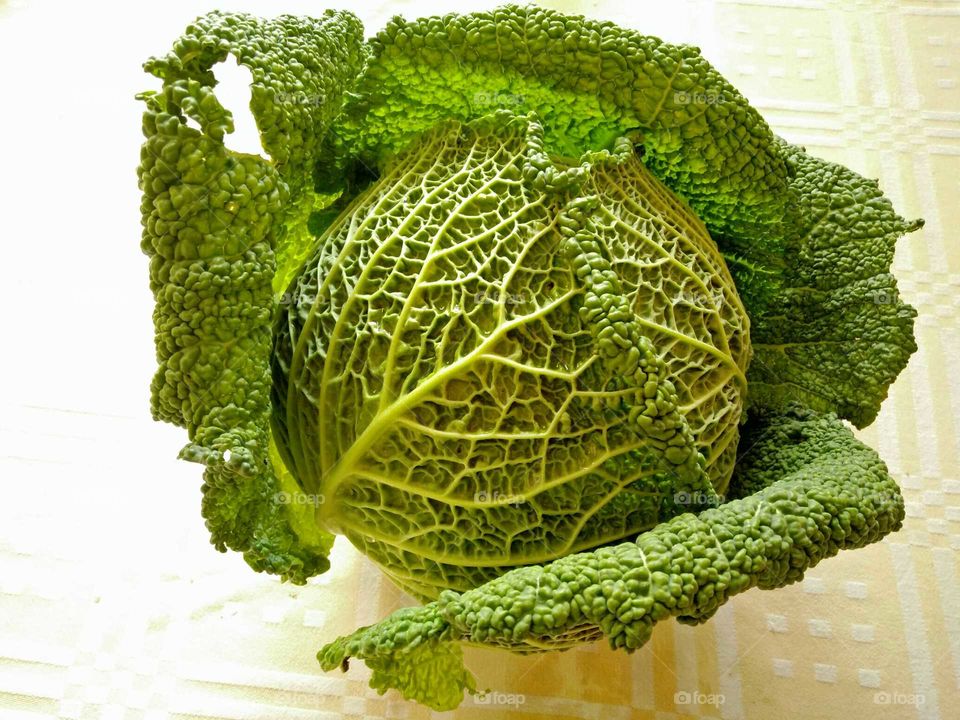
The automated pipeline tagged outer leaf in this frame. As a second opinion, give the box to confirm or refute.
[332,3,790,241]
[737,140,924,427]
[318,406,905,709]
[138,11,365,581]
[328,605,476,712]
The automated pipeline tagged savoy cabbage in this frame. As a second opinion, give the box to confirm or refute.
[138,5,922,710]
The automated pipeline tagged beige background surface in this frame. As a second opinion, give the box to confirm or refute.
[0,0,957,718]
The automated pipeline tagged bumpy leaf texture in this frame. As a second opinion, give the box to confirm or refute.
[273,114,749,602]
[333,4,790,242]
[138,3,923,712]
[138,10,365,581]
[318,406,905,710]
[326,3,920,427]
[740,140,923,427]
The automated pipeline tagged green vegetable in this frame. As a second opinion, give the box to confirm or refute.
[137,10,365,581]
[273,113,748,602]
[741,140,922,427]
[138,4,922,711]
[333,5,789,242]
[318,405,904,709]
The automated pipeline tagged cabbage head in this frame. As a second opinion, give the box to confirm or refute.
[272,113,750,605]
[138,5,922,711]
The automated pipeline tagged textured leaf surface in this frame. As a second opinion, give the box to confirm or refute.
[326,3,922,428]
[318,406,905,709]
[273,114,748,600]
[738,140,923,427]
[136,12,922,703]
[138,10,364,581]
[333,3,789,241]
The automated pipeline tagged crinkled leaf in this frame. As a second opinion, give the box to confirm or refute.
[320,606,475,711]
[273,113,749,599]
[319,406,904,708]
[138,10,364,581]
[734,140,923,427]
[332,3,790,241]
